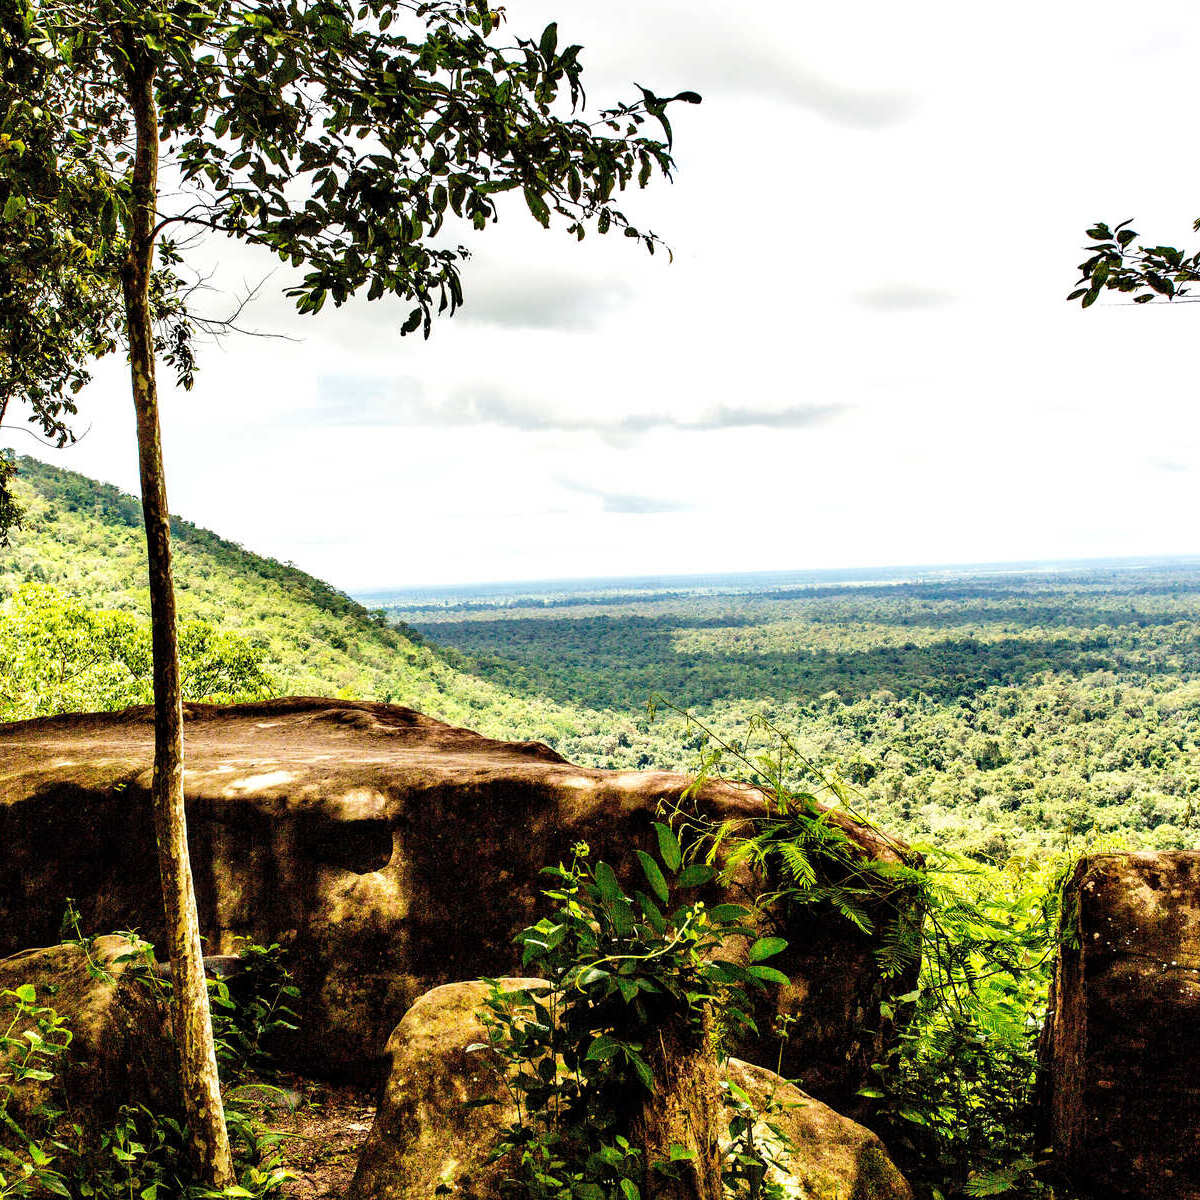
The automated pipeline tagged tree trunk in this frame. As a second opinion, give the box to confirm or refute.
[631,1011,725,1200]
[121,51,235,1190]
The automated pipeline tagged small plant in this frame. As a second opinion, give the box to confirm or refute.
[0,984,76,1198]
[475,831,792,1200]
[208,941,300,1082]
[654,706,926,982]
[720,1079,794,1200]
[857,852,1067,1200]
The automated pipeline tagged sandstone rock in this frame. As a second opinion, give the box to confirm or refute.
[1040,851,1200,1199]
[0,936,177,1148]
[347,979,912,1200]
[347,979,541,1200]
[724,1058,912,1200]
[0,698,914,1107]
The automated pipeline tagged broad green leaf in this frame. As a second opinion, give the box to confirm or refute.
[653,822,681,873]
[593,861,621,903]
[635,850,669,904]
[708,903,750,924]
[749,937,788,962]
[746,964,790,985]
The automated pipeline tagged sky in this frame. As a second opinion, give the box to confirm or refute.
[9,0,1200,590]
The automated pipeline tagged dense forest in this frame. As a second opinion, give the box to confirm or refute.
[388,569,1200,859]
[0,457,585,739]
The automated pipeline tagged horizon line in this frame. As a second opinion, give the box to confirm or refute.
[351,551,1200,601]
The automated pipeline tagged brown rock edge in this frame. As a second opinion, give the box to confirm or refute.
[1040,850,1200,1200]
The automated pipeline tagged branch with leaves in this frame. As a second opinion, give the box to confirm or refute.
[1069,218,1200,307]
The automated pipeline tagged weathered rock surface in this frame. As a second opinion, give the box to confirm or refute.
[724,1058,912,1200]
[348,979,912,1200]
[1040,851,1200,1199]
[0,698,913,1106]
[0,936,177,1147]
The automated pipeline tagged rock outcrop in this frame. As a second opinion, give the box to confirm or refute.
[0,936,177,1148]
[0,698,914,1107]
[1040,851,1200,1199]
[348,979,912,1200]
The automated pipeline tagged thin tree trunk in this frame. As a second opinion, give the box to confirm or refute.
[121,50,235,1190]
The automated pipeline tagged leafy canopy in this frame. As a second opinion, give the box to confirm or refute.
[0,0,698,522]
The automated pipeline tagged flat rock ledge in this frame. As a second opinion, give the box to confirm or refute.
[348,979,912,1200]
[0,697,915,1108]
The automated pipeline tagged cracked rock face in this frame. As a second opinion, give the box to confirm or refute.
[0,698,913,1107]
[1041,851,1200,1199]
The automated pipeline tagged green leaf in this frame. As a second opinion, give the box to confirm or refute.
[539,22,558,60]
[676,864,717,888]
[749,937,788,962]
[746,964,790,985]
[636,850,669,904]
[13,984,36,1004]
[708,903,750,924]
[653,822,682,873]
[524,186,551,228]
[593,861,621,903]
[585,1034,619,1062]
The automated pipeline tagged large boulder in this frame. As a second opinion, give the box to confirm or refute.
[348,979,912,1200]
[0,936,177,1151]
[0,698,914,1107]
[1040,851,1200,1199]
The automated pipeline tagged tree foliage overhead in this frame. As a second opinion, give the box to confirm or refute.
[0,0,698,527]
[1070,218,1200,307]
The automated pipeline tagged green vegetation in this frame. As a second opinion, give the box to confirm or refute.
[0,457,586,741]
[0,937,296,1199]
[17,456,1199,868]
[478,834,772,1200]
[480,742,1068,1200]
[394,569,1200,856]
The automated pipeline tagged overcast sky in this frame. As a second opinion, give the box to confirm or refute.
[9,0,1200,590]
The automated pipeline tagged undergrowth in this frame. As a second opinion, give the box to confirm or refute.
[0,927,298,1200]
[653,706,1079,1199]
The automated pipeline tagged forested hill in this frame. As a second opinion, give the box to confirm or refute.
[0,456,581,741]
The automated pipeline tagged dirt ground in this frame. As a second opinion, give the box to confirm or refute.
[253,1074,377,1199]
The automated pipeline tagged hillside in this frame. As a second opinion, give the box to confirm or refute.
[7,456,1200,859]
[0,456,586,743]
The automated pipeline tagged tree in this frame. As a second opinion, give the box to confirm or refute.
[0,0,698,1185]
[1070,219,1200,306]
